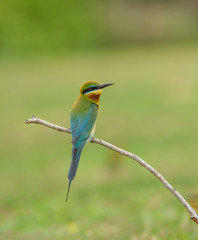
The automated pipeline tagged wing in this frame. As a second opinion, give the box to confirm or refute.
[66,103,98,201]
[70,103,98,148]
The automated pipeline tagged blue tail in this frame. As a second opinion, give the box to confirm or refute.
[66,142,86,202]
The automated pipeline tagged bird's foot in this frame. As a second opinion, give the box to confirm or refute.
[88,134,95,142]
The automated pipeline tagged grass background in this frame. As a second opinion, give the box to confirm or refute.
[1,1,198,239]
[0,44,198,239]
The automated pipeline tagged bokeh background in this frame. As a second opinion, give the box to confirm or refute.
[0,0,198,239]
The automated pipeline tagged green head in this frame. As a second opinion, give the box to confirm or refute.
[80,81,114,105]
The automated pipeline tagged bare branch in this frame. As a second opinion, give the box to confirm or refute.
[26,115,71,134]
[25,115,198,224]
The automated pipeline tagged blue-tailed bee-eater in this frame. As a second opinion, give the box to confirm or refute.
[66,81,114,202]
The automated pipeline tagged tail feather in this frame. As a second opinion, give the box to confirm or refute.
[69,145,84,181]
[66,180,71,202]
[66,142,86,202]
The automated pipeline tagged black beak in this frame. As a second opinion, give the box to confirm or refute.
[97,83,114,89]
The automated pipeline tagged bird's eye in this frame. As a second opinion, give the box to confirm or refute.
[83,86,97,94]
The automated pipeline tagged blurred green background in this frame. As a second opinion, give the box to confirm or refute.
[0,0,198,239]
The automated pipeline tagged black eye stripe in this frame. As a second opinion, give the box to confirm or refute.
[82,86,98,94]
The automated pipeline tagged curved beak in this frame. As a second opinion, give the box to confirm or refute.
[97,83,114,89]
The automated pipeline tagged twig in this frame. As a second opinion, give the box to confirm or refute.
[26,115,198,224]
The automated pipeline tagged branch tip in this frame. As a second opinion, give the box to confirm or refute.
[190,216,198,224]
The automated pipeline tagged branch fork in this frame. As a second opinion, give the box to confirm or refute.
[26,115,198,224]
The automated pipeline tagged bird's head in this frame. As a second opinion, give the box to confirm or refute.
[80,81,114,105]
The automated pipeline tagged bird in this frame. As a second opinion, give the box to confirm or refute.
[66,81,114,202]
